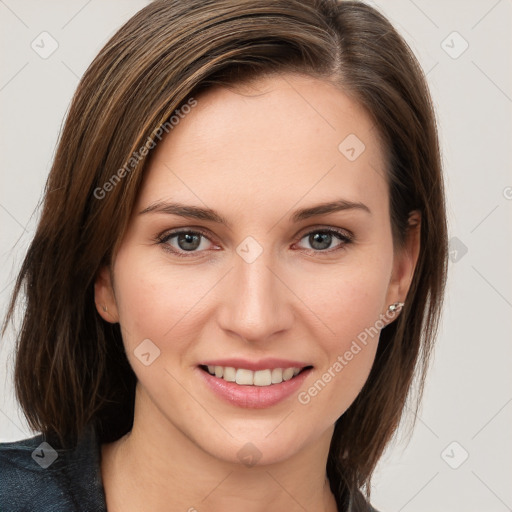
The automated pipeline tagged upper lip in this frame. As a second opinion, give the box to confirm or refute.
[198,358,312,371]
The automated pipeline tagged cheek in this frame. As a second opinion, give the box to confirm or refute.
[292,255,391,417]
[295,253,392,345]
[112,251,213,354]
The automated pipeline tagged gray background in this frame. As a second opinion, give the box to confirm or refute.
[1,1,511,511]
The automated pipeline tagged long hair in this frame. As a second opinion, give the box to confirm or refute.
[3,1,448,510]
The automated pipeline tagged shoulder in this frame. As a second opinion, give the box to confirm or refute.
[0,425,107,512]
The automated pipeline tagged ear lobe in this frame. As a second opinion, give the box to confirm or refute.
[94,265,119,323]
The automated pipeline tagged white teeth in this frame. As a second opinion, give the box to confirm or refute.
[271,368,283,384]
[282,368,295,381]
[205,365,304,386]
[236,368,253,385]
[223,366,236,382]
[253,369,272,386]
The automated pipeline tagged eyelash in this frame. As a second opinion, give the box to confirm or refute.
[156,227,353,258]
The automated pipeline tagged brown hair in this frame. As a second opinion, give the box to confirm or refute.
[3,0,447,509]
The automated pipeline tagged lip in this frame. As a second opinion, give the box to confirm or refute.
[196,365,313,409]
[198,358,311,372]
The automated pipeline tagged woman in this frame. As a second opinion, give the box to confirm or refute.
[0,1,447,511]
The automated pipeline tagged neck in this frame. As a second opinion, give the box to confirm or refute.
[101,386,338,512]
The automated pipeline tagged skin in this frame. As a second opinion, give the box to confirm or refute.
[95,73,420,512]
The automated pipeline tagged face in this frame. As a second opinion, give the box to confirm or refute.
[95,73,418,466]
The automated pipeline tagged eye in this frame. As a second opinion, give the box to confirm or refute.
[156,226,353,258]
[157,229,216,257]
[296,228,353,253]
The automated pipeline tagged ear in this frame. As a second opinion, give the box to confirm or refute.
[384,210,421,318]
[94,265,119,323]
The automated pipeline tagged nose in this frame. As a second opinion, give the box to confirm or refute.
[217,248,295,344]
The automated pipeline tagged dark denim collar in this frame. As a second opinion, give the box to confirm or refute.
[0,425,107,511]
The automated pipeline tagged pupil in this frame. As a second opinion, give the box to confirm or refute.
[178,233,200,251]
[311,232,331,250]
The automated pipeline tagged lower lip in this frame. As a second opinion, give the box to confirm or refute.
[197,367,312,409]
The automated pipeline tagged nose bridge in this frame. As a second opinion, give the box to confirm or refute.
[219,243,291,342]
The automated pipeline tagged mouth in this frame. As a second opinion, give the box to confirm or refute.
[196,360,314,408]
[198,364,313,387]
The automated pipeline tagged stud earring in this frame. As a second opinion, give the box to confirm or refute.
[101,304,108,313]
[388,302,404,313]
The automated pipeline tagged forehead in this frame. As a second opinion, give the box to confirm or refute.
[139,73,388,217]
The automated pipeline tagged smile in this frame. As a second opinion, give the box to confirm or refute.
[197,360,313,408]
[200,365,309,386]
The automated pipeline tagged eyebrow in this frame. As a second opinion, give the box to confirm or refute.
[139,199,371,228]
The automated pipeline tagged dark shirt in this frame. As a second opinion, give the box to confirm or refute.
[0,427,379,511]
[0,426,107,511]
